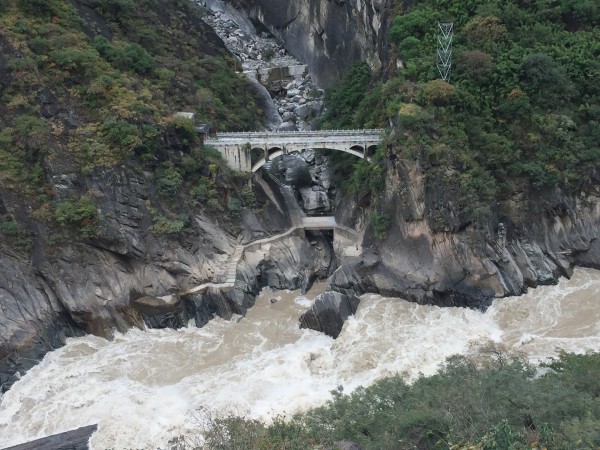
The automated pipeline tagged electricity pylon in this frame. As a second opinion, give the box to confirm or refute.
[436,22,453,82]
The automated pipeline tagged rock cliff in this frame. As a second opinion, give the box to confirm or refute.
[230,0,393,87]
[331,160,600,308]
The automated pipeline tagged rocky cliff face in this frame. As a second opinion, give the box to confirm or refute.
[0,153,340,389]
[230,0,393,87]
[331,160,600,308]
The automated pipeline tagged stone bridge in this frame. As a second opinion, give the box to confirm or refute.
[203,129,384,172]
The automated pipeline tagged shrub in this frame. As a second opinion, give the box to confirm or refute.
[240,185,256,207]
[150,213,187,235]
[370,211,390,239]
[94,37,155,74]
[457,50,494,81]
[227,197,242,212]
[389,7,437,44]
[191,181,208,201]
[49,48,101,79]
[12,114,46,136]
[419,80,456,106]
[520,53,569,105]
[171,116,196,144]
[7,56,39,72]
[0,220,20,235]
[54,197,98,236]
[397,36,421,60]
[102,119,141,149]
[203,145,222,160]
[114,44,155,74]
[462,15,508,52]
[157,166,183,195]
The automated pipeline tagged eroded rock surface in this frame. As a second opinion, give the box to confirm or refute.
[299,290,360,338]
[332,160,600,308]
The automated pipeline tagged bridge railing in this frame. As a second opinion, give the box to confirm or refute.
[205,129,385,139]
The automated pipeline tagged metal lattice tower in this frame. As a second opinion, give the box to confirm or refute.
[436,22,453,82]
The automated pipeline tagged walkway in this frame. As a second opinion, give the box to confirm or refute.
[181,216,357,296]
[203,129,385,172]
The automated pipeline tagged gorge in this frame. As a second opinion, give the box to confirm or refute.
[0,0,599,448]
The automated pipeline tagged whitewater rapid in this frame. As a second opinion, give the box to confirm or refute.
[0,268,599,449]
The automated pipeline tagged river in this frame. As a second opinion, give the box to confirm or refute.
[0,268,598,449]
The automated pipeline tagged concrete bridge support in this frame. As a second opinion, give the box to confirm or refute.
[218,146,253,172]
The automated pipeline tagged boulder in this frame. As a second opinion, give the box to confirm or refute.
[294,104,311,120]
[278,121,298,131]
[302,149,316,164]
[299,187,331,212]
[299,291,360,338]
[281,155,312,186]
[282,111,296,123]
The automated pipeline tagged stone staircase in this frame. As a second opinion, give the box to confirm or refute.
[220,245,244,284]
[262,160,286,187]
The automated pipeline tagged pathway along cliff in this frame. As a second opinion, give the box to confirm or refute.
[0,269,599,448]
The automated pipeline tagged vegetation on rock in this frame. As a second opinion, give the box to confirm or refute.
[319,0,599,233]
[0,0,261,245]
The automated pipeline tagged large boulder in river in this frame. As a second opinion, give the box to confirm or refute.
[299,291,360,338]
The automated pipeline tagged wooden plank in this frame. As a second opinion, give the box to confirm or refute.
[3,424,97,450]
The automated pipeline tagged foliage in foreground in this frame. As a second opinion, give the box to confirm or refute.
[170,351,600,449]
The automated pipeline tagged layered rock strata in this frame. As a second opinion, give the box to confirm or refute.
[331,160,600,308]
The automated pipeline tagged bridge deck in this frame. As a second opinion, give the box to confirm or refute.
[205,129,384,144]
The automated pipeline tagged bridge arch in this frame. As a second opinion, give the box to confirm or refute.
[251,144,368,172]
[250,147,266,166]
[203,129,384,172]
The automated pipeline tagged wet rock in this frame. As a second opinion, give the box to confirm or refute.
[133,295,179,316]
[299,291,360,338]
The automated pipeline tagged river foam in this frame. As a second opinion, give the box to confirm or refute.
[0,268,598,448]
